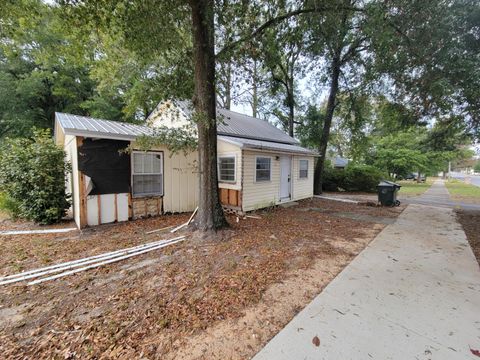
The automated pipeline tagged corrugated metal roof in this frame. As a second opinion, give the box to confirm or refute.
[217,108,298,145]
[148,100,299,145]
[56,112,152,140]
[56,109,310,156]
[218,136,317,155]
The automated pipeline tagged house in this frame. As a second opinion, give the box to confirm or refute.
[54,100,316,228]
[332,156,349,169]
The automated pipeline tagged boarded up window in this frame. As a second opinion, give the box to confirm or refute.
[77,139,130,195]
[132,152,163,197]
[299,159,308,179]
[218,156,236,182]
[256,157,271,181]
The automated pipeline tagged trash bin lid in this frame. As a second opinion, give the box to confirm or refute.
[377,180,401,188]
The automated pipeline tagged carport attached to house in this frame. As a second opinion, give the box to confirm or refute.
[55,113,199,228]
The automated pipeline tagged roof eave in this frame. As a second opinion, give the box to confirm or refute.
[62,128,138,142]
[242,144,317,156]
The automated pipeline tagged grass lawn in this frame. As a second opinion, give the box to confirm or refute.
[445,179,480,203]
[397,178,434,197]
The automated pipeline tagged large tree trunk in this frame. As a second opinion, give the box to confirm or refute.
[313,55,341,195]
[287,81,295,137]
[190,0,228,231]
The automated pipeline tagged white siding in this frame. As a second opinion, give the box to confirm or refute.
[63,134,80,227]
[131,142,199,213]
[217,139,242,191]
[242,150,281,211]
[242,151,314,212]
[292,156,314,200]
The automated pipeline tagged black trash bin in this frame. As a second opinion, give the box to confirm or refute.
[377,180,401,206]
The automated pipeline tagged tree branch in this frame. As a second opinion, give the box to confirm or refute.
[215,5,364,59]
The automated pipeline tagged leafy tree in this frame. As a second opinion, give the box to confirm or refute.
[260,17,307,136]
[0,129,70,224]
[474,161,480,173]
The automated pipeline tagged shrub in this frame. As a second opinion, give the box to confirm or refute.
[0,129,71,224]
[343,164,384,192]
[322,166,346,191]
[0,192,21,219]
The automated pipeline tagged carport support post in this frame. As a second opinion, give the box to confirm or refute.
[77,137,87,228]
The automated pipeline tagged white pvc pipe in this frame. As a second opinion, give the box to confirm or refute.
[0,228,78,236]
[28,237,186,286]
[170,207,198,233]
[0,237,179,281]
[0,236,185,285]
[314,195,359,204]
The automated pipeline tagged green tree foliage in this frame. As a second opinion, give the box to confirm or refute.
[368,0,480,133]
[474,161,480,173]
[0,129,70,224]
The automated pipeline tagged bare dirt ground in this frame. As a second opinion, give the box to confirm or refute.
[456,209,480,266]
[0,198,404,359]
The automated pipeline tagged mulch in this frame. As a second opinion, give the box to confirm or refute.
[0,198,403,359]
[456,209,480,266]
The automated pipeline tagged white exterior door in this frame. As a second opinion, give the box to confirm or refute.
[279,156,292,201]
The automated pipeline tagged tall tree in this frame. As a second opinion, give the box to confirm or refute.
[190,0,228,230]
[307,0,368,194]
[261,18,306,136]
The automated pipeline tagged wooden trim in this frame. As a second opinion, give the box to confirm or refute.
[228,189,237,206]
[128,193,133,219]
[219,188,241,207]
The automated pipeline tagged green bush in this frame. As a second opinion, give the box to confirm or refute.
[0,129,71,224]
[0,192,21,219]
[322,166,346,191]
[323,164,384,192]
[343,164,384,192]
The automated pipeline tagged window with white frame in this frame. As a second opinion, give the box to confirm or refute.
[218,156,236,182]
[299,159,309,179]
[132,152,163,197]
[255,157,271,181]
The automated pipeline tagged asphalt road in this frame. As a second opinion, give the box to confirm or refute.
[450,171,480,187]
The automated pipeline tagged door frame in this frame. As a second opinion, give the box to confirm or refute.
[279,155,292,202]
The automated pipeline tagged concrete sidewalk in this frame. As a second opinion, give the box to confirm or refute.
[253,181,480,360]
[404,180,480,210]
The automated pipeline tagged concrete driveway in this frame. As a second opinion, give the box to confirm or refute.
[253,181,480,360]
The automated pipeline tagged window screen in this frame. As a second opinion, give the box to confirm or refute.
[219,156,236,182]
[132,152,163,197]
[256,157,271,181]
[299,159,308,179]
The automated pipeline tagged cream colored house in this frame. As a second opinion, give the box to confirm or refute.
[55,101,316,228]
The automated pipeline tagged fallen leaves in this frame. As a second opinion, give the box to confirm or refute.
[0,198,397,359]
[471,347,480,357]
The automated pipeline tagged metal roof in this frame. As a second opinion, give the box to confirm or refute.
[56,109,312,156]
[217,108,298,145]
[148,100,299,145]
[56,112,152,141]
[218,136,317,155]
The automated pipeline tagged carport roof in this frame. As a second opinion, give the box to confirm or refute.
[55,112,152,141]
